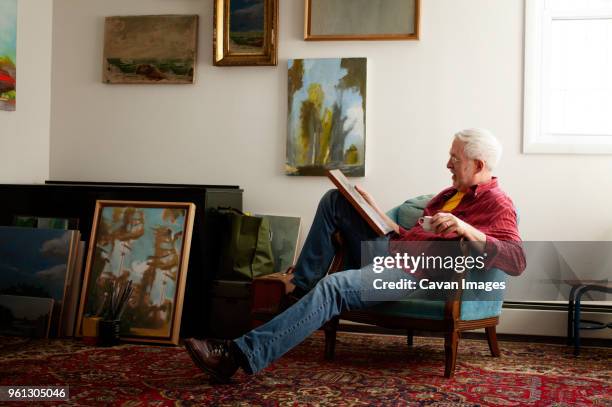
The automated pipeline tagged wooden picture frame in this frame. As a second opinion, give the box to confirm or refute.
[213,0,279,66]
[304,0,420,41]
[76,200,195,345]
[103,15,199,84]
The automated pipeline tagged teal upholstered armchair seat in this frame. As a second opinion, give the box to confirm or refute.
[368,195,507,321]
[323,194,510,377]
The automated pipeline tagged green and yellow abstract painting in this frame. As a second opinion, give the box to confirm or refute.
[0,0,17,111]
[286,58,366,176]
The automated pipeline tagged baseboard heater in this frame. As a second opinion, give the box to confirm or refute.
[497,301,611,338]
[338,302,611,340]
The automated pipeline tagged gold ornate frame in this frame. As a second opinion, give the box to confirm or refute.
[304,0,420,41]
[213,0,279,66]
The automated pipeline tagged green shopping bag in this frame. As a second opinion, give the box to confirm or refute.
[216,208,275,280]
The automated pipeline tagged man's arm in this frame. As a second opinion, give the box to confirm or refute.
[430,208,526,276]
[430,212,487,252]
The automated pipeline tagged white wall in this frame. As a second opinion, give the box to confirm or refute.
[0,0,53,183]
[49,0,612,245]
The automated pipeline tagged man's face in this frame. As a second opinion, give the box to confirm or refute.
[447,139,478,192]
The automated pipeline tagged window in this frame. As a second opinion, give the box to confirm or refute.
[524,0,612,153]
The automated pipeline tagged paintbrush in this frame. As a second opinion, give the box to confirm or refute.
[95,292,108,317]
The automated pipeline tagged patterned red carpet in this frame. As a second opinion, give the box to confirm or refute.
[0,332,610,406]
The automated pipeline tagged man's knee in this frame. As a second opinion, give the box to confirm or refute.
[319,189,340,207]
[318,271,355,294]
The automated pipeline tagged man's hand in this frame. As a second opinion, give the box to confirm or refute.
[354,185,379,211]
[354,185,400,234]
[431,212,467,236]
[431,212,486,243]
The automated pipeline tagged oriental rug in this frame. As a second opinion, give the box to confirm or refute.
[0,332,609,406]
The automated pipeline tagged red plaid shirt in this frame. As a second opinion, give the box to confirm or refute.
[391,177,526,276]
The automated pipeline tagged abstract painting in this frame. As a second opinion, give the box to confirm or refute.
[286,58,366,176]
[0,295,54,338]
[103,15,198,84]
[0,0,17,111]
[213,0,278,66]
[77,201,195,345]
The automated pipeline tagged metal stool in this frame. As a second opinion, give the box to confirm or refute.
[566,281,612,355]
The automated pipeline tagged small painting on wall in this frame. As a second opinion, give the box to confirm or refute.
[286,58,367,176]
[77,201,195,345]
[213,0,278,66]
[305,0,419,41]
[0,0,17,111]
[229,0,265,54]
[103,15,198,84]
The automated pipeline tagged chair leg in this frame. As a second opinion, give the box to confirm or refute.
[485,326,501,357]
[406,329,414,347]
[444,330,459,378]
[324,317,339,360]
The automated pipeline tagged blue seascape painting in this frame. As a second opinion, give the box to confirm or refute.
[0,227,74,302]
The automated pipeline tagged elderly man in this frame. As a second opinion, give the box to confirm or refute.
[185,128,526,383]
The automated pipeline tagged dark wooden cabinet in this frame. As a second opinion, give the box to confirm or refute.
[0,181,243,337]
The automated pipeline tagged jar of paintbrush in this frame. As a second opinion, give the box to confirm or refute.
[97,279,133,347]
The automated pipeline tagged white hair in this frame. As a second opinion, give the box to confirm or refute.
[454,128,502,171]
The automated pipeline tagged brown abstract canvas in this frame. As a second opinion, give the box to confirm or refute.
[103,15,198,84]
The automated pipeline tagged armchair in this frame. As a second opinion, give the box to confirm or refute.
[323,194,508,378]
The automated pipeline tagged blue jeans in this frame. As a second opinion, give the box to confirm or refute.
[234,189,410,374]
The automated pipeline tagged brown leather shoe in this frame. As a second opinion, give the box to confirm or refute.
[184,338,240,383]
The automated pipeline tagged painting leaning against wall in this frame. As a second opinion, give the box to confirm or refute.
[0,0,17,111]
[286,58,366,176]
[76,201,195,345]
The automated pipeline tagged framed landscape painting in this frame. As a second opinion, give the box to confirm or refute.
[0,295,54,338]
[103,15,198,84]
[0,227,81,337]
[286,58,366,176]
[0,0,17,111]
[77,201,195,345]
[213,0,278,66]
[305,0,420,41]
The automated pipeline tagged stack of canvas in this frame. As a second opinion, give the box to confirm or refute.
[0,226,85,338]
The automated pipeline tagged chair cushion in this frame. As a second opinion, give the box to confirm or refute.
[367,298,502,321]
[368,299,446,320]
[459,300,503,320]
[388,194,434,229]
